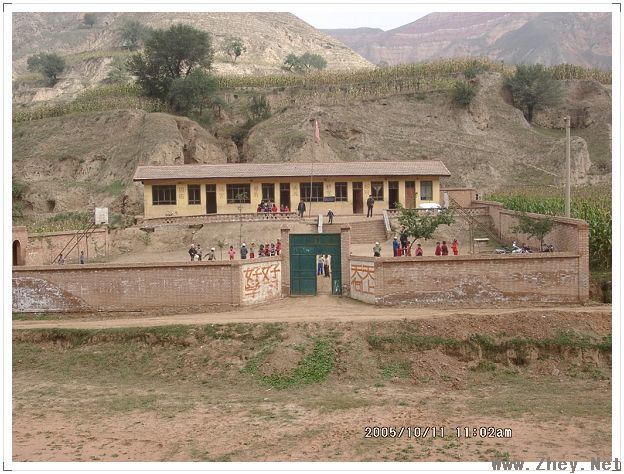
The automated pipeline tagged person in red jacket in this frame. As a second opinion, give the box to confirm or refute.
[275,239,282,255]
[451,239,459,256]
[434,241,442,256]
[415,243,423,256]
[441,240,449,256]
[271,203,278,213]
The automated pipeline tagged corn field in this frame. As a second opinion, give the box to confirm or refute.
[487,188,612,270]
[13,84,166,123]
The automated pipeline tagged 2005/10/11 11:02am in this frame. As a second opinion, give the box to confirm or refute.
[363,426,513,439]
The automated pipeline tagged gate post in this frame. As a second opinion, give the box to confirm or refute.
[340,225,351,295]
[281,226,291,296]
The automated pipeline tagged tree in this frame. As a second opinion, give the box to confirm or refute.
[106,57,130,84]
[512,214,555,250]
[117,20,150,50]
[248,94,271,120]
[453,80,478,106]
[127,24,214,99]
[83,13,97,28]
[168,69,216,115]
[505,64,562,123]
[283,52,327,72]
[284,53,302,71]
[224,37,246,63]
[27,53,66,86]
[395,203,455,247]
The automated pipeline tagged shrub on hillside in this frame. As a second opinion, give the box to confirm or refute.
[453,80,478,106]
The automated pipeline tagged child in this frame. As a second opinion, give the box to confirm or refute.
[207,247,216,261]
[258,244,264,257]
[317,255,324,275]
[275,239,282,255]
[240,243,248,259]
[264,243,270,257]
[373,242,381,257]
[272,203,278,213]
[451,239,459,256]
[228,245,236,260]
[250,242,256,259]
[435,242,442,256]
[283,205,290,213]
[392,236,400,257]
[415,243,423,256]
[441,240,449,256]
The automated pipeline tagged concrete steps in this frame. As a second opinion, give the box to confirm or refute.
[324,218,388,244]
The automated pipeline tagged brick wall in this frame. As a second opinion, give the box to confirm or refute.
[26,228,109,266]
[13,257,282,313]
[350,253,586,305]
[441,188,476,208]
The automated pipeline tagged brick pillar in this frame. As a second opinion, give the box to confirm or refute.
[281,226,291,296]
[340,225,351,295]
[577,222,590,302]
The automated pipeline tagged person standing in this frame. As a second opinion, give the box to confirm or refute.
[297,200,306,218]
[57,254,65,265]
[399,226,409,256]
[79,251,85,264]
[323,255,330,278]
[451,239,459,256]
[392,236,400,257]
[366,194,375,217]
[250,242,256,259]
[196,244,203,261]
[207,247,216,261]
[327,209,334,224]
[188,244,197,262]
[441,240,449,256]
[240,243,248,259]
[258,243,265,257]
[317,255,324,276]
[373,242,382,257]
[434,242,442,256]
[275,239,282,256]
[228,246,236,260]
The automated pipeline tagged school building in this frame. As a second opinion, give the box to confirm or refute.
[132,161,451,218]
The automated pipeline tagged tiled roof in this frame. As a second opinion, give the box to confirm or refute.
[133,161,451,181]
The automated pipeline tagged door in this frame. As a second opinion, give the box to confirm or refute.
[13,240,20,266]
[388,181,399,209]
[280,183,290,210]
[290,233,342,296]
[352,181,363,214]
[206,184,217,214]
[405,181,416,209]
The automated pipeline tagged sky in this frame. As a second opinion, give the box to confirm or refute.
[288,8,429,30]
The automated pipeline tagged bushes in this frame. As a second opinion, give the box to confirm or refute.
[453,80,478,106]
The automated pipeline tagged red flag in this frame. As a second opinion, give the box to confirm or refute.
[314,119,320,143]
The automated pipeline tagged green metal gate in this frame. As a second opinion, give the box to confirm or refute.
[290,233,342,296]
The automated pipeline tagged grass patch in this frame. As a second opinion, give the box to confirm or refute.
[12,313,58,321]
[243,338,335,389]
[381,360,412,378]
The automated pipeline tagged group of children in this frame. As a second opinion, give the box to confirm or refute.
[228,240,282,260]
[379,232,460,258]
[188,240,283,261]
[257,201,290,213]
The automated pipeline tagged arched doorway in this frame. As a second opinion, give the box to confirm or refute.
[13,240,21,266]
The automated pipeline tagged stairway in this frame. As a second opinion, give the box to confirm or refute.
[323,218,388,244]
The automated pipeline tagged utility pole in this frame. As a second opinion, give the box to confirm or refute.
[564,116,571,217]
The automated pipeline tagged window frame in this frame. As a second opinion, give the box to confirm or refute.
[187,184,201,205]
[300,182,324,202]
[335,182,348,202]
[420,180,433,201]
[152,185,177,206]
[226,184,251,204]
[371,181,384,201]
[261,183,275,202]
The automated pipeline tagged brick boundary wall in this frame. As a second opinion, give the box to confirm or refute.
[25,228,109,266]
[476,200,589,301]
[12,257,282,313]
[350,252,587,306]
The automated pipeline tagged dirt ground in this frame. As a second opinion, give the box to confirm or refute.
[12,297,612,462]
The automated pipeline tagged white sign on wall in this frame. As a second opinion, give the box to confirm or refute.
[95,207,109,225]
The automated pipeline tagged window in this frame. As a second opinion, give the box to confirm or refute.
[300,182,324,202]
[188,185,201,205]
[371,181,384,201]
[152,185,177,205]
[335,182,347,201]
[262,183,275,202]
[420,181,433,201]
[226,184,251,203]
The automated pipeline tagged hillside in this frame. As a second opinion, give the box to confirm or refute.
[323,12,611,69]
[12,12,373,106]
[12,70,611,218]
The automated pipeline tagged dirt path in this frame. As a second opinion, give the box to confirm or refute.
[13,297,610,329]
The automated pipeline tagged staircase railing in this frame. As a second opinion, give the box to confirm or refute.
[382,209,392,239]
[317,214,323,234]
[447,196,504,247]
[52,220,98,264]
